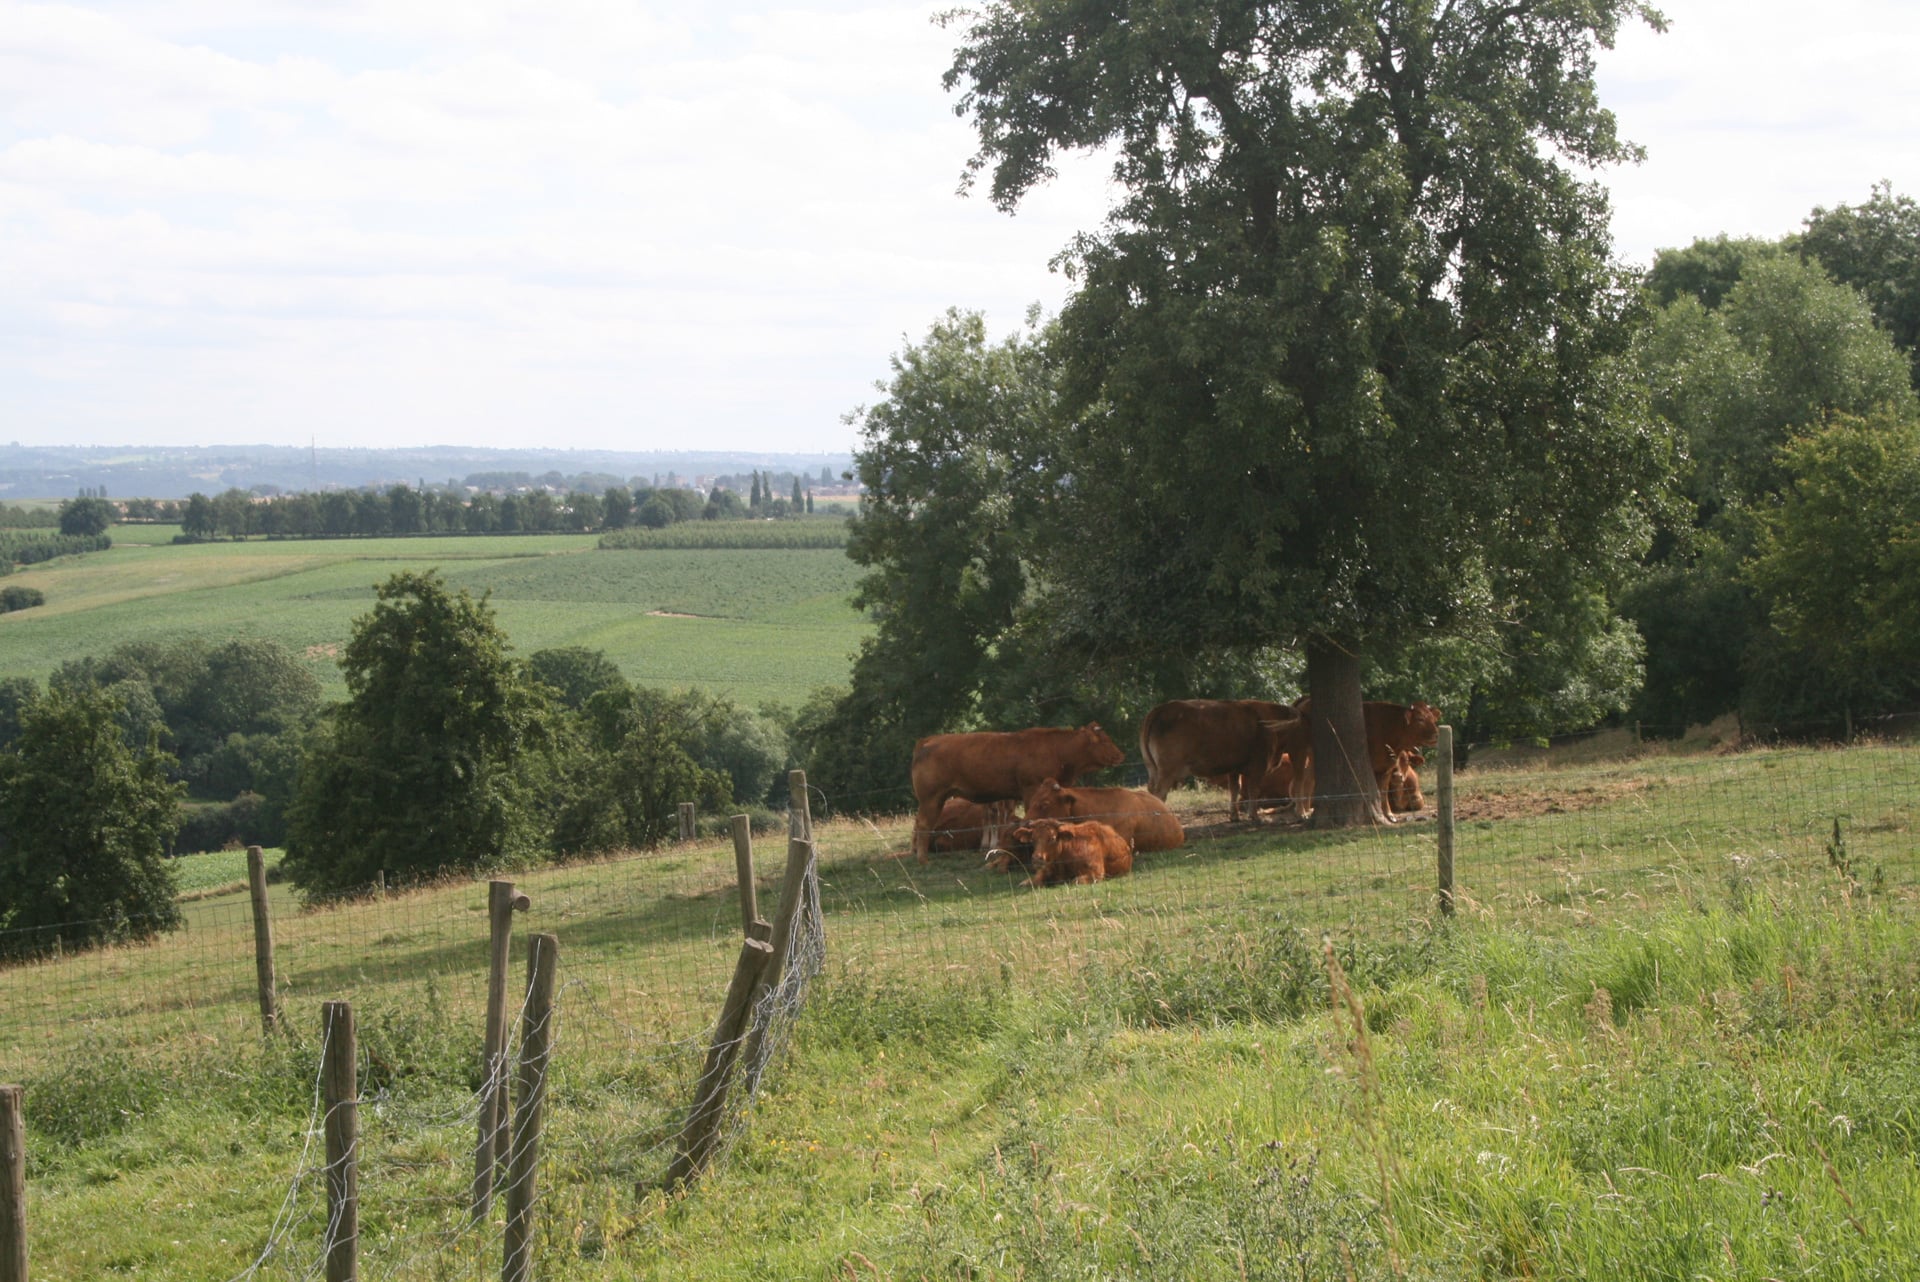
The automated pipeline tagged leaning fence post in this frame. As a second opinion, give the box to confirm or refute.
[678,802,696,842]
[246,846,279,1035]
[471,880,531,1220]
[321,1001,359,1282]
[503,934,560,1282]
[663,928,774,1188]
[732,824,816,1100]
[730,814,760,933]
[1,1085,25,1282]
[1436,725,1456,919]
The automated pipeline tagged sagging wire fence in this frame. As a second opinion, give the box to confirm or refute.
[0,775,828,1281]
[0,734,1914,1277]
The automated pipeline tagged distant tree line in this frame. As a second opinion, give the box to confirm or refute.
[171,476,818,542]
[0,504,60,529]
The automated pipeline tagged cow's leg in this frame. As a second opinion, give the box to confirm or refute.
[1374,769,1397,823]
[911,790,952,861]
[1228,771,1243,822]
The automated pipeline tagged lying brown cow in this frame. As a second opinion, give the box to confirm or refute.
[910,723,1124,859]
[1015,818,1132,887]
[1288,698,1440,816]
[1025,778,1185,851]
[926,798,1019,853]
[1140,698,1294,820]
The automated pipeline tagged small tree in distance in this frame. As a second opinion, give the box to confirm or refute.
[283,570,551,896]
[58,496,114,538]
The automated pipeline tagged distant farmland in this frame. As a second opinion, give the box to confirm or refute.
[0,528,871,706]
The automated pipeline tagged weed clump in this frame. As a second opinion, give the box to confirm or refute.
[1096,918,1436,1030]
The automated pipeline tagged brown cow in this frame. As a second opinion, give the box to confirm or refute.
[1140,698,1294,820]
[1289,698,1440,816]
[910,723,1124,858]
[926,798,1019,853]
[1244,716,1314,814]
[1387,749,1426,814]
[1024,778,1185,851]
[1017,818,1133,887]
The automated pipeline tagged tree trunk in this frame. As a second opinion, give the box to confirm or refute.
[1305,635,1384,827]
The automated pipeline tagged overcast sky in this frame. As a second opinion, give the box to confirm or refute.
[3,1,1916,454]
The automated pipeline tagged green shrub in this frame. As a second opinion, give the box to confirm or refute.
[0,585,44,612]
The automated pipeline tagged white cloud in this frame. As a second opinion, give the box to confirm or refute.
[3,0,1910,451]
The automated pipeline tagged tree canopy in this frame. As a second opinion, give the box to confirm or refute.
[0,685,183,956]
[942,0,1669,815]
[283,571,551,894]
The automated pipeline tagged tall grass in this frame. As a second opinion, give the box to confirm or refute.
[4,743,1918,1277]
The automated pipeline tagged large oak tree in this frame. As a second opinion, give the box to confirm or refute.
[946,0,1671,820]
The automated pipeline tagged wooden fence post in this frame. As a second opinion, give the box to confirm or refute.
[322,1001,359,1282]
[732,833,816,1097]
[678,803,696,842]
[731,815,760,934]
[788,768,812,841]
[503,934,560,1282]
[663,930,775,1187]
[246,846,279,1035]
[471,880,531,1220]
[1436,725,1456,919]
[0,1085,24,1282]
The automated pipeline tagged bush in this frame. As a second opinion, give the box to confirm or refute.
[0,585,44,612]
[0,686,183,956]
[0,531,110,566]
[283,571,553,896]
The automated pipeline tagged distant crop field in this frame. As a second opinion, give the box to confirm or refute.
[170,846,283,897]
[0,531,870,705]
[600,519,850,549]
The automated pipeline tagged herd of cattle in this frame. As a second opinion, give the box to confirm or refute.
[908,697,1442,887]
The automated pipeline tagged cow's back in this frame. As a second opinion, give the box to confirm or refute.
[913,726,1115,805]
[1141,699,1291,791]
[1027,781,1185,851]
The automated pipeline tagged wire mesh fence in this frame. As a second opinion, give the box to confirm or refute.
[0,732,1913,1277]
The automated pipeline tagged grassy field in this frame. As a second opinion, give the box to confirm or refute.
[2,740,1916,1278]
[0,527,871,705]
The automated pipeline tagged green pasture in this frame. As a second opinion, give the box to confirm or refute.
[0,530,870,705]
[2,741,1917,1278]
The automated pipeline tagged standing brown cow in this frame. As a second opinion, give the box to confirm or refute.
[1024,778,1185,851]
[1243,714,1314,814]
[1016,818,1133,887]
[1139,699,1294,821]
[910,723,1125,859]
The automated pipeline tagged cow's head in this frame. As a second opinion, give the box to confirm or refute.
[1405,702,1440,747]
[1022,818,1065,868]
[1025,777,1071,817]
[1079,723,1126,769]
